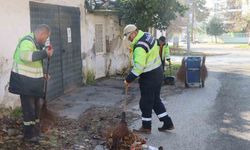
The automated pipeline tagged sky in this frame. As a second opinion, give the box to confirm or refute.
[205,0,214,8]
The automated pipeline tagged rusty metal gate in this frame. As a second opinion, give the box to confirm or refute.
[30,2,82,100]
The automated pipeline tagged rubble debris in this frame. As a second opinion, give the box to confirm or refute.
[0,106,139,150]
[105,129,146,150]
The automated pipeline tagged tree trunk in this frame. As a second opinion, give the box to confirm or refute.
[248,32,250,45]
[215,36,217,43]
[191,4,195,42]
[153,27,157,38]
[165,31,169,43]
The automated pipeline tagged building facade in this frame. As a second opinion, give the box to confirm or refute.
[0,0,129,107]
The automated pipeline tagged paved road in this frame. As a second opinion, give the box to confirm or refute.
[130,44,250,150]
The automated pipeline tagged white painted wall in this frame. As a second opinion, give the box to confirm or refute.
[81,14,129,79]
[0,0,129,107]
[0,0,31,107]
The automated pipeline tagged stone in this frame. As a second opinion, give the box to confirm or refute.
[16,135,23,139]
[94,145,105,150]
[7,128,18,136]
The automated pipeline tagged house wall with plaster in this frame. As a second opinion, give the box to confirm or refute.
[0,0,129,107]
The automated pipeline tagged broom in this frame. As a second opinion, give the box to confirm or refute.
[176,57,186,83]
[111,85,130,150]
[40,46,57,126]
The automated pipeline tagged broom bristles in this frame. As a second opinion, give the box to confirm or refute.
[201,65,208,80]
[40,101,58,132]
[40,106,57,122]
[176,58,186,82]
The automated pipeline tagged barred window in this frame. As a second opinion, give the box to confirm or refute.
[95,24,104,53]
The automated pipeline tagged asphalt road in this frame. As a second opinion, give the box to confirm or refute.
[130,44,250,150]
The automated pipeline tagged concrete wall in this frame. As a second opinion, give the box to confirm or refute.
[81,14,129,79]
[0,0,129,107]
[0,0,31,107]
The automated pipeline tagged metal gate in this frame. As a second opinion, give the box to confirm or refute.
[30,2,82,100]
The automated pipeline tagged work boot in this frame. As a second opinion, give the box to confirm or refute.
[133,126,151,134]
[33,123,40,137]
[23,136,40,144]
[158,116,175,131]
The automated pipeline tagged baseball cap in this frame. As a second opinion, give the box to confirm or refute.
[123,24,137,40]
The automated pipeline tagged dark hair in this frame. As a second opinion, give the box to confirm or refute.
[159,36,166,42]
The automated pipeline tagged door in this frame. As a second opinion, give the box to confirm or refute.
[30,2,82,100]
[59,7,82,92]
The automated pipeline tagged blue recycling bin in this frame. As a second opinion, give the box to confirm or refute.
[185,56,204,88]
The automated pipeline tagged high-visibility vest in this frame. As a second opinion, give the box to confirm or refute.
[160,44,170,61]
[130,30,162,76]
[12,33,44,78]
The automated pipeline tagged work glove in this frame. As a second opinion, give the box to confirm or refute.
[124,80,130,88]
[44,74,51,80]
[166,58,171,65]
[45,45,54,58]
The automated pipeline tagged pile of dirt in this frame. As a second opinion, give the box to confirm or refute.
[105,129,146,150]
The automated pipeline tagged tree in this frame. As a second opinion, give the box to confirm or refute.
[190,0,209,42]
[116,0,187,31]
[240,11,250,45]
[206,17,224,43]
[219,0,243,32]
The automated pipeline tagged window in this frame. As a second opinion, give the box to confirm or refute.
[95,24,104,53]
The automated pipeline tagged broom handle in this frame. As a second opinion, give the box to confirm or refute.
[169,60,172,75]
[44,57,50,103]
[123,84,128,111]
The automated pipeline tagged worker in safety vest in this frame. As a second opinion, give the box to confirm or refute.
[158,36,171,71]
[123,24,174,134]
[9,24,53,143]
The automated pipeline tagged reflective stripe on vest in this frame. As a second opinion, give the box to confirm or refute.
[143,56,161,72]
[137,41,150,52]
[131,52,161,75]
[12,62,43,78]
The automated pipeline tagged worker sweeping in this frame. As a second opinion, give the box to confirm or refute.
[8,24,53,143]
[123,24,174,134]
[158,36,171,72]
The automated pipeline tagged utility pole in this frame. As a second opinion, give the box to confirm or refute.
[186,0,192,55]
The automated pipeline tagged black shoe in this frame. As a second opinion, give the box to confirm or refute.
[158,117,175,131]
[24,136,40,144]
[33,123,41,136]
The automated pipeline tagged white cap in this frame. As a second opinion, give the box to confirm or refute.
[123,24,137,40]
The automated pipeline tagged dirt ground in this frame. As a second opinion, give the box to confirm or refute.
[0,78,185,150]
[0,106,140,150]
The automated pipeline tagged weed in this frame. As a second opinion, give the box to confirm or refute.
[86,71,96,85]
[164,63,181,76]
[10,107,22,118]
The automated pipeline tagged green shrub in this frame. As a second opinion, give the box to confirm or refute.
[86,71,96,85]
[164,63,181,76]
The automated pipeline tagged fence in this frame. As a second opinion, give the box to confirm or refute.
[219,32,249,44]
[196,32,249,44]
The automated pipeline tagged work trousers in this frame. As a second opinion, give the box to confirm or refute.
[20,95,41,139]
[139,83,169,129]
